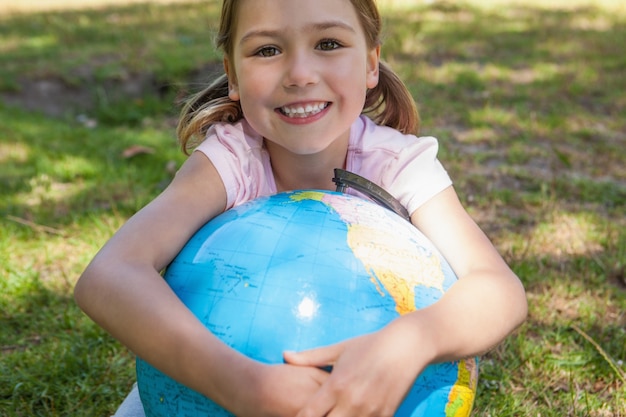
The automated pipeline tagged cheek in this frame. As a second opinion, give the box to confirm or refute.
[237,76,274,122]
[237,70,272,102]
[334,57,373,92]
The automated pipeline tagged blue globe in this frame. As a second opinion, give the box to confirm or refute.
[136,190,478,416]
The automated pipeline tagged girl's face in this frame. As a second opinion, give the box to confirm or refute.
[225,0,380,156]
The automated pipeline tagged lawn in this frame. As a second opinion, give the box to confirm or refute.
[1,0,625,416]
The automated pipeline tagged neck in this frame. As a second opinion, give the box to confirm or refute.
[266,140,348,193]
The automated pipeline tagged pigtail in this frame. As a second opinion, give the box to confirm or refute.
[363,61,420,135]
[176,73,243,155]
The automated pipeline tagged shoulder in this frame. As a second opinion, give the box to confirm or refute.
[349,115,443,171]
[196,119,264,154]
[351,115,440,157]
[349,115,451,215]
[193,120,273,209]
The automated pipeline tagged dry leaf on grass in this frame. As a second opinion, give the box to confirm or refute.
[122,145,155,158]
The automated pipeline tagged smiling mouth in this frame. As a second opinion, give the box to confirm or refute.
[279,102,329,118]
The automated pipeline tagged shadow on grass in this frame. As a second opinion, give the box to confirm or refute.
[1,1,625,415]
[0,104,185,224]
[384,3,625,202]
[0,273,135,416]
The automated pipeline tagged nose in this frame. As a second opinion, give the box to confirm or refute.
[283,51,319,88]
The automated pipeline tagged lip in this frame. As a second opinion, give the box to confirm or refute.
[275,101,331,124]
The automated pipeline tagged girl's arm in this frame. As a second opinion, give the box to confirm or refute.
[75,153,327,416]
[75,153,245,407]
[407,185,528,361]
[288,185,528,417]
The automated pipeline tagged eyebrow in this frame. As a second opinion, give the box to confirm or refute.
[239,20,357,45]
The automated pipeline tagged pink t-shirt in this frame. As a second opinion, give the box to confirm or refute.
[195,115,452,216]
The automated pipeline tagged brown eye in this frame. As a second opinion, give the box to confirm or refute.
[256,46,280,57]
[317,39,341,51]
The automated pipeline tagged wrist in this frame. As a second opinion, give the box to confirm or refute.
[211,355,267,416]
[385,311,439,371]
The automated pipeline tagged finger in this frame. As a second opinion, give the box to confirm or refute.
[284,343,343,367]
[306,365,332,384]
[294,385,336,417]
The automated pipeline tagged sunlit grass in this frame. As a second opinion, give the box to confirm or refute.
[1,0,625,415]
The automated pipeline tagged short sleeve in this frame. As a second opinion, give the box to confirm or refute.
[194,121,275,209]
[382,135,452,215]
[348,116,452,216]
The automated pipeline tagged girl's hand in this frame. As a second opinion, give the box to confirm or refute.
[284,320,427,417]
[233,361,330,417]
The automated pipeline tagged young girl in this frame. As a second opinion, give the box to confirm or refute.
[75,0,528,416]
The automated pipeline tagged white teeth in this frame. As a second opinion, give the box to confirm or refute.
[281,102,328,118]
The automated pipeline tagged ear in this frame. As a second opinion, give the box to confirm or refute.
[223,56,240,101]
[366,44,381,89]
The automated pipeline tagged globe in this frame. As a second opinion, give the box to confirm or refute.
[136,190,478,417]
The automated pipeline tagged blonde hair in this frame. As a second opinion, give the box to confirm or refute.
[177,0,420,154]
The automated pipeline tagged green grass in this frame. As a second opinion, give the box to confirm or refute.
[1,0,625,415]
[0,1,223,90]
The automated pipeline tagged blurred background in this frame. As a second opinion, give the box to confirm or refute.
[1,0,624,415]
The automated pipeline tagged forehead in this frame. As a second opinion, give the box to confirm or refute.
[234,0,362,40]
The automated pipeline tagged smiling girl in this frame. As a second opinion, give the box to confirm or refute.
[75,1,527,416]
